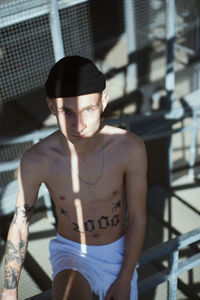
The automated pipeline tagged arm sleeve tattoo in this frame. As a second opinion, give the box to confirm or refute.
[13,204,34,224]
[4,203,32,289]
[4,239,28,289]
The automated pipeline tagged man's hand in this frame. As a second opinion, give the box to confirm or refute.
[105,278,131,300]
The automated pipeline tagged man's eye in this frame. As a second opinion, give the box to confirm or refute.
[85,108,93,112]
[64,110,73,116]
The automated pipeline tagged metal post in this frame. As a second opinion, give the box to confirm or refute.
[168,248,179,300]
[50,0,65,62]
[188,111,198,177]
[165,0,175,109]
[165,0,175,185]
[123,0,138,93]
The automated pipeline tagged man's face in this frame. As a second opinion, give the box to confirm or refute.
[47,93,107,143]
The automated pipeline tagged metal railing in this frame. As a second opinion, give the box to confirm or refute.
[104,88,200,184]
[138,227,200,299]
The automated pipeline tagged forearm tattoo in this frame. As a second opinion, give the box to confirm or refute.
[12,204,34,224]
[23,203,34,222]
[12,206,20,224]
[4,266,18,289]
[5,203,31,289]
[4,239,28,289]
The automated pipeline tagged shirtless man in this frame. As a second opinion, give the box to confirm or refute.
[1,56,147,300]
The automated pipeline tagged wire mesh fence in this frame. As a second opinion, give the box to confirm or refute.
[0,0,200,122]
[0,1,200,298]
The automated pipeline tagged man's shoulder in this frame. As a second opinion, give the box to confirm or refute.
[21,130,60,169]
[103,125,146,167]
[103,125,144,149]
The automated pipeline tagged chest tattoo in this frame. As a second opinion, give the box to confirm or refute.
[60,207,70,219]
[60,200,122,233]
[97,216,109,229]
[84,219,95,232]
[73,219,95,233]
[72,215,120,233]
[111,214,120,226]
[112,200,121,213]
[72,222,82,233]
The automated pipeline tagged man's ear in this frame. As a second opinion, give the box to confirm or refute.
[101,92,109,113]
[46,97,57,116]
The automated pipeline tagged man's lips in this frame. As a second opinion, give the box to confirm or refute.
[70,133,86,138]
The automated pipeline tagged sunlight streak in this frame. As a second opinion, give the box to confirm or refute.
[56,97,87,253]
[71,154,80,193]
[63,271,76,299]
[74,198,87,254]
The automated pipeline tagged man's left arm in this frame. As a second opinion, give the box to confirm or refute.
[105,134,147,300]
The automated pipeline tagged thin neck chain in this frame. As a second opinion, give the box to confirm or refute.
[67,136,104,186]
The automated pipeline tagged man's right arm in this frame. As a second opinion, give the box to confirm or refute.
[1,149,43,300]
[2,205,31,299]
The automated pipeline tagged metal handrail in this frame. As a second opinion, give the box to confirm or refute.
[139,227,200,299]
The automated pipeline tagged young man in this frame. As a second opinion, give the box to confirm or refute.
[1,56,147,300]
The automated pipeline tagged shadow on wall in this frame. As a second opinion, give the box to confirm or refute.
[0,88,50,136]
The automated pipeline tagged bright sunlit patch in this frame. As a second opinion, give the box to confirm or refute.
[74,198,86,254]
[71,154,80,193]
[63,271,76,299]
[56,98,87,255]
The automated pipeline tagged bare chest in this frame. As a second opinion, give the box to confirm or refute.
[44,149,126,243]
[46,156,124,208]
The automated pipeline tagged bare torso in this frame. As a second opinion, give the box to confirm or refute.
[33,126,133,245]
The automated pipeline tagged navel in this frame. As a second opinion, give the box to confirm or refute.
[59,195,65,201]
[92,233,99,238]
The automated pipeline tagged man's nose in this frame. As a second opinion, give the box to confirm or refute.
[73,114,87,133]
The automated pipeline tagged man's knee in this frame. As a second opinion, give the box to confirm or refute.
[52,269,92,300]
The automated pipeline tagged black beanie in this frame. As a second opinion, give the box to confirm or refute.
[45,55,106,98]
